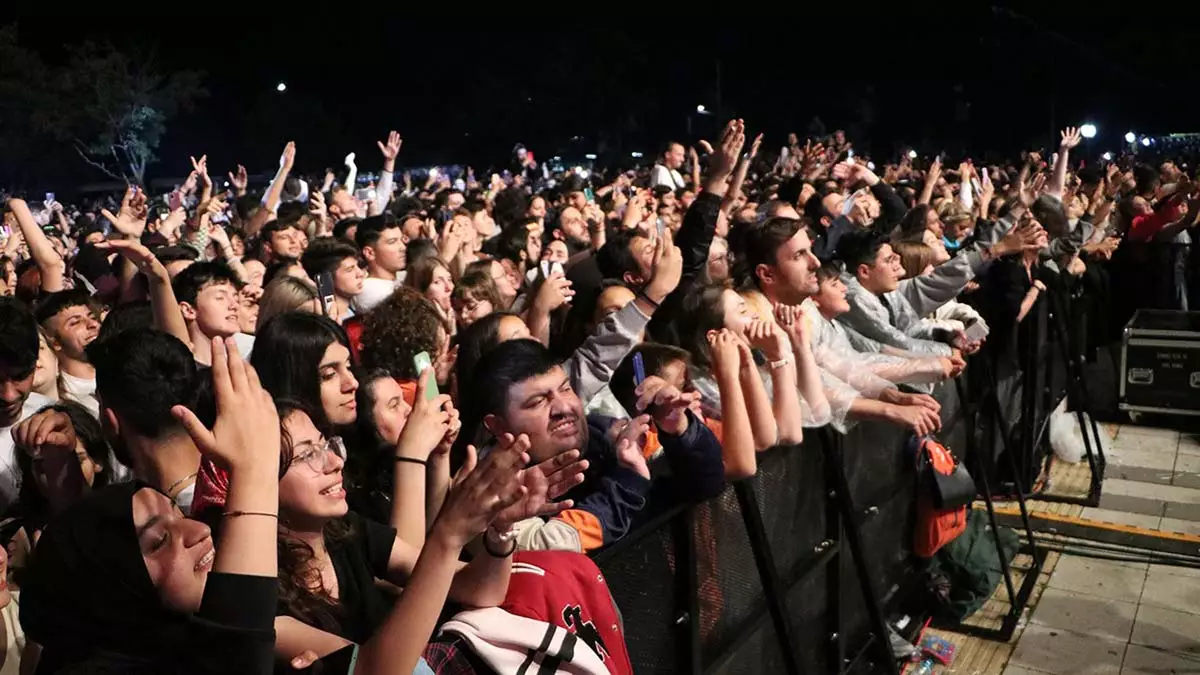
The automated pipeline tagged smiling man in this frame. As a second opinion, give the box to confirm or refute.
[473,339,724,552]
[35,288,101,417]
[173,261,252,365]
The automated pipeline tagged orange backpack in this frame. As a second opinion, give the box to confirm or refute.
[912,436,973,558]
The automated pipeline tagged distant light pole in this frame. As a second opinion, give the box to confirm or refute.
[276,82,287,93]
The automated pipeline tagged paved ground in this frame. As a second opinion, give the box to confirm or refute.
[1002,424,1200,674]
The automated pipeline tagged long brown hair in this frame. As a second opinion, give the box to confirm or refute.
[274,400,356,634]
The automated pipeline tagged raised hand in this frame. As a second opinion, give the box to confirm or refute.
[774,303,811,350]
[158,206,187,241]
[643,225,683,303]
[707,329,743,381]
[94,238,168,280]
[280,142,297,172]
[707,119,746,183]
[397,369,454,461]
[190,155,211,187]
[172,337,280,475]
[492,444,588,531]
[100,186,149,239]
[697,139,715,155]
[228,164,249,195]
[308,190,327,227]
[12,408,84,509]
[1060,127,1083,151]
[377,131,403,171]
[993,219,1045,257]
[435,437,527,547]
[532,272,575,313]
[888,404,942,437]
[748,133,764,159]
[744,319,791,361]
[634,375,701,436]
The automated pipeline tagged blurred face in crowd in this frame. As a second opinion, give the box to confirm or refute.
[812,274,851,318]
[489,260,519,306]
[496,315,533,343]
[488,364,586,465]
[455,293,494,328]
[593,285,635,326]
[528,197,547,220]
[567,190,588,213]
[332,256,366,299]
[472,209,496,239]
[330,188,363,220]
[0,364,34,427]
[558,207,588,247]
[924,208,944,238]
[237,289,259,335]
[759,228,820,304]
[664,143,685,171]
[279,410,348,530]
[319,341,358,426]
[369,376,411,447]
[243,259,266,288]
[425,263,454,312]
[707,238,730,282]
[787,132,799,147]
[624,235,656,286]
[365,226,406,275]
[446,192,465,212]
[679,189,696,211]
[183,280,241,339]
[921,229,951,265]
[133,487,213,613]
[820,192,844,222]
[856,243,903,294]
[229,232,245,258]
[720,289,755,335]
[33,331,58,393]
[400,216,424,241]
[543,240,569,265]
[267,226,303,262]
[45,303,99,363]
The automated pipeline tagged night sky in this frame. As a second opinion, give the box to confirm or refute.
[2,5,1197,182]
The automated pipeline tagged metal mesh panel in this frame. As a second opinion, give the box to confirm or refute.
[753,443,828,579]
[696,486,767,660]
[595,524,679,675]
[707,618,787,675]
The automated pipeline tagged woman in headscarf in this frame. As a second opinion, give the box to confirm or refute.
[19,337,281,674]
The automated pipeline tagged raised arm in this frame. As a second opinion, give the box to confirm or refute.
[390,371,452,547]
[917,157,942,206]
[707,330,759,479]
[94,239,190,347]
[370,131,402,217]
[245,142,295,238]
[1048,127,1081,200]
[7,199,66,292]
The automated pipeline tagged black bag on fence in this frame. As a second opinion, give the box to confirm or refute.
[916,436,975,510]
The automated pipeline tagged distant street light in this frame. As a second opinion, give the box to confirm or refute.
[276,82,287,92]
[1102,152,1113,161]
[1141,137,1152,147]
[1125,131,1136,144]
[585,153,597,160]
[696,104,707,113]
[1080,124,1097,139]
[631,151,644,159]
[907,150,918,159]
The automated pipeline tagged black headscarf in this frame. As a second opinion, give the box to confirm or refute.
[20,482,194,672]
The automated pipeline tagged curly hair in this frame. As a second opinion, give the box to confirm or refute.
[359,286,446,379]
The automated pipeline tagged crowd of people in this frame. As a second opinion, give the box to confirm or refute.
[0,113,1191,674]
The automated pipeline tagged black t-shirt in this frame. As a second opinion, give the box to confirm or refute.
[277,512,397,644]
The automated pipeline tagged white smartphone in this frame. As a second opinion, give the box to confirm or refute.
[964,320,989,343]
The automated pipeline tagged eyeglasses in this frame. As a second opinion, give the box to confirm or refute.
[289,437,346,473]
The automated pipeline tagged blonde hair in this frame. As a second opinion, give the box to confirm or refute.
[891,241,938,280]
[257,276,319,331]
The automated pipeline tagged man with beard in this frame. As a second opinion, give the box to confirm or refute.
[736,216,942,436]
[35,289,101,417]
[0,298,55,508]
[472,339,724,552]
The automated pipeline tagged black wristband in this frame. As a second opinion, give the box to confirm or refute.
[393,456,428,467]
[638,291,661,309]
[483,533,517,558]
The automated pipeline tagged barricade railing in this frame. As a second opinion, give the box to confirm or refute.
[587,274,1116,672]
